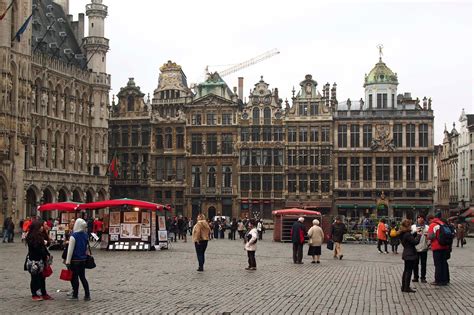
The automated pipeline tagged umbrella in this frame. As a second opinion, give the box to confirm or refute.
[77,198,164,211]
[37,202,81,212]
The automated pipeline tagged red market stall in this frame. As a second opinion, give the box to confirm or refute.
[77,198,165,251]
[272,208,322,242]
[37,202,83,245]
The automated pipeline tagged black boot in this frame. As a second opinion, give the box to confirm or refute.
[402,271,416,293]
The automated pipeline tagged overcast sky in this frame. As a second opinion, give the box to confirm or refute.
[69,0,472,144]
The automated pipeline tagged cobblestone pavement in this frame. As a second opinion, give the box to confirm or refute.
[1,233,473,314]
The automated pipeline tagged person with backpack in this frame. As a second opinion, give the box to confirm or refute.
[428,212,453,286]
[389,221,400,254]
[291,217,306,264]
[377,219,389,254]
[244,219,258,270]
[411,215,429,283]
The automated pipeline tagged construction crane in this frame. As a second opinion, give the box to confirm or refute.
[207,48,280,77]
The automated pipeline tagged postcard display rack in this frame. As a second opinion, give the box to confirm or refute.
[107,209,155,251]
[48,212,79,246]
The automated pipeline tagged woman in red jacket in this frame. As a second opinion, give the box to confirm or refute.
[377,219,389,254]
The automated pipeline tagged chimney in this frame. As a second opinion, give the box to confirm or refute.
[238,77,244,100]
[78,13,85,43]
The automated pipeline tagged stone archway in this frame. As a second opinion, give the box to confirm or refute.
[41,188,54,220]
[58,189,67,202]
[72,189,83,202]
[97,189,107,201]
[208,206,216,220]
[26,187,38,218]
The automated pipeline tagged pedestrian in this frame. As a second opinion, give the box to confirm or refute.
[62,218,76,297]
[3,216,11,243]
[182,217,188,242]
[219,220,226,239]
[411,215,429,283]
[399,219,421,293]
[456,223,465,248]
[389,221,400,254]
[192,214,210,271]
[230,218,237,240]
[291,217,306,264]
[428,212,452,286]
[307,219,324,264]
[7,217,15,243]
[244,219,258,270]
[65,218,91,301]
[257,220,263,240]
[25,220,53,301]
[331,216,347,260]
[213,219,220,239]
[377,218,389,254]
[188,218,194,236]
[237,220,245,239]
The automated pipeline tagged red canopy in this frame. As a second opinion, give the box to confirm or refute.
[77,198,164,211]
[37,202,81,212]
[272,208,321,216]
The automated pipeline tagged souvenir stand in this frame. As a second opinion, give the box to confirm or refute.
[77,199,164,251]
[37,202,82,248]
[156,204,172,249]
[272,208,322,242]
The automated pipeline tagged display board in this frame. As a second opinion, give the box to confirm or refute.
[107,209,154,251]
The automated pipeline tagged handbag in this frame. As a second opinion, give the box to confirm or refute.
[60,269,73,281]
[327,239,334,250]
[42,264,53,278]
[85,242,96,269]
[462,239,467,245]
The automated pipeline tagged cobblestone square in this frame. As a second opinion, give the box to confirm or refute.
[1,232,473,314]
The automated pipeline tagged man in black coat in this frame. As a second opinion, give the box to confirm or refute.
[331,216,347,260]
[291,217,306,264]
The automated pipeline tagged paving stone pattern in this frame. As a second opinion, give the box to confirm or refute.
[0,233,473,314]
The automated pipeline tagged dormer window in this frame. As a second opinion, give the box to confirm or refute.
[127,95,134,111]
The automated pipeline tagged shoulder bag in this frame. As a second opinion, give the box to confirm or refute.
[85,242,96,269]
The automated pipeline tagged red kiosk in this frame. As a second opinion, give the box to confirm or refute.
[272,208,322,242]
[37,202,82,246]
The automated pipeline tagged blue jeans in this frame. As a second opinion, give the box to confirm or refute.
[3,230,10,242]
[194,240,208,269]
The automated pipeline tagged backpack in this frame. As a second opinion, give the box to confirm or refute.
[438,224,454,246]
[389,228,397,238]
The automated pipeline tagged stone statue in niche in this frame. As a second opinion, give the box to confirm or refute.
[69,148,75,163]
[41,91,48,109]
[41,143,46,160]
[51,94,56,114]
[60,98,65,116]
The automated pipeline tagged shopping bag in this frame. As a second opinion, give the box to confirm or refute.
[327,239,334,250]
[42,264,53,278]
[60,269,73,281]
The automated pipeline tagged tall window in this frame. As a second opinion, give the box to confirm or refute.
[206,134,217,155]
[165,127,173,149]
[192,166,201,188]
[321,126,330,142]
[363,125,372,147]
[350,125,360,147]
[263,107,271,124]
[241,127,249,141]
[263,127,272,141]
[298,149,308,166]
[156,158,164,180]
[131,126,139,146]
[263,149,272,166]
[273,149,283,166]
[310,173,319,192]
[350,157,360,181]
[191,113,201,125]
[156,128,163,149]
[299,128,308,142]
[251,126,260,142]
[251,149,261,166]
[338,125,347,147]
[206,112,216,125]
[223,166,232,188]
[141,129,150,146]
[176,127,184,149]
[222,113,232,125]
[240,174,250,191]
[165,157,173,181]
[363,157,372,181]
[287,127,297,142]
[310,102,319,115]
[222,134,233,154]
[287,149,296,166]
[298,102,308,116]
[252,107,260,125]
[393,124,402,147]
[406,124,415,148]
[251,174,260,191]
[321,173,330,192]
[406,157,416,181]
[240,149,250,166]
[176,158,184,181]
[274,175,283,191]
[392,94,395,107]
[207,166,216,188]
[310,149,318,166]
[288,174,296,192]
[338,157,347,181]
[191,134,202,154]
[377,93,387,108]
[321,149,330,166]
[273,127,283,141]
[310,127,319,142]
[419,156,428,181]
[262,174,272,191]
[419,124,428,147]
[376,157,390,181]
[299,174,308,192]
[393,156,403,181]
[122,130,129,147]
[369,94,373,108]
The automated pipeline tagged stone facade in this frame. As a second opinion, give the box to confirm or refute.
[111,54,435,220]
[0,0,110,226]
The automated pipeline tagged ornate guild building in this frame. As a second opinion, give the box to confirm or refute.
[0,0,110,223]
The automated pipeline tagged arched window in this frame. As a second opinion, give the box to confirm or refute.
[252,107,260,125]
[165,127,173,149]
[127,95,134,111]
[207,166,216,188]
[223,166,232,188]
[264,107,271,125]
